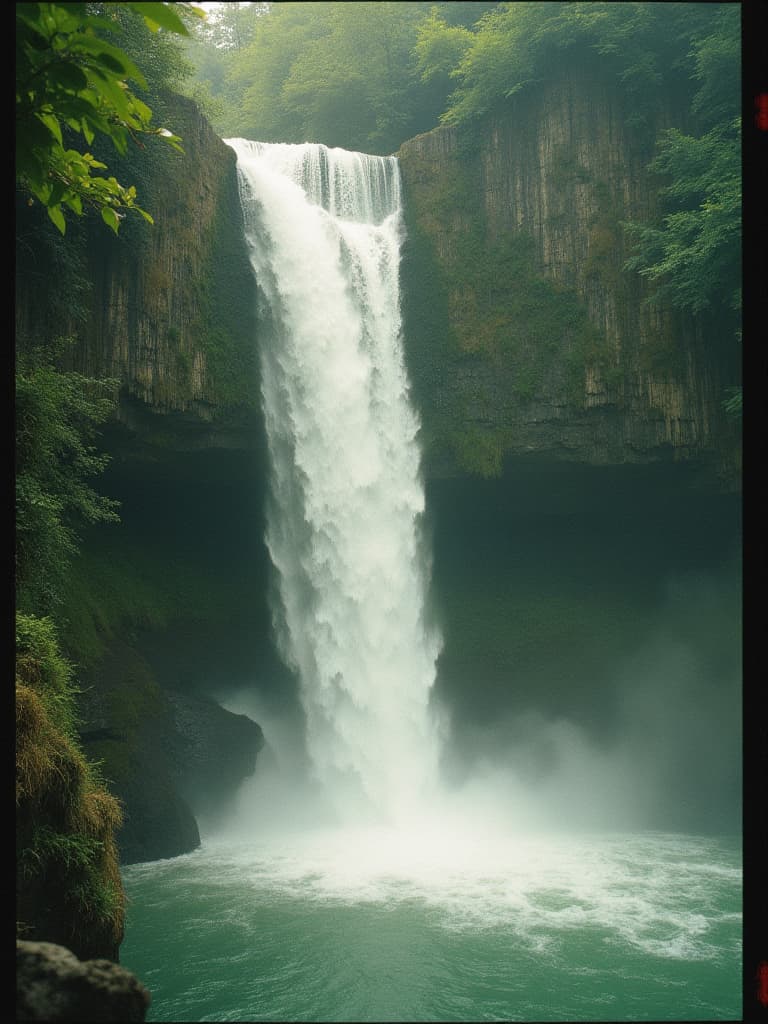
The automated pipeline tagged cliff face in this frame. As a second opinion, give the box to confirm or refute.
[16,94,260,451]
[397,68,740,485]
[16,83,740,480]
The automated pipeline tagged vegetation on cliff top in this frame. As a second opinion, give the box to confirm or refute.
[621,5,741,414]
[185,1,740,427]
[181,1,497,154]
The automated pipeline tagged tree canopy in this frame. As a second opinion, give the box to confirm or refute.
[182,1,498,154]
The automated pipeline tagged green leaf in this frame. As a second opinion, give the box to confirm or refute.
[47,61,89,92]
[72,36,147,90]
[47,204,66,234]
[155,127,184,153]
[126,3,190,36]
[48,179,67,208]
[91,52,132,75]
[64,193,83,215]
[101,206,120,234]
[37,113,63,145]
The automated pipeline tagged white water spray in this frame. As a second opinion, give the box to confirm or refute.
[226,140,443,825]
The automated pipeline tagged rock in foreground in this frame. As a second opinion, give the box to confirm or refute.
[17,940,150,1022]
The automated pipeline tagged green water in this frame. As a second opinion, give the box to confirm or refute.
[121,829,741,1022]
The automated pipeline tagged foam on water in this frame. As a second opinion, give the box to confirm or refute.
[126,828,740,964]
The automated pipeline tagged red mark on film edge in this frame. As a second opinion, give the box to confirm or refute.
[757,961,768,1007]
[755,93,768,132]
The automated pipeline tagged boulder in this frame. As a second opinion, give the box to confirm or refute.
[16,940,150,1022]
[165,690,264,824]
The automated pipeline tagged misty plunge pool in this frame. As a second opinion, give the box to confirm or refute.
[120,828,741,1022]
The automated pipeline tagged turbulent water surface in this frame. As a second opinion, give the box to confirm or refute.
[121,828,741,1022]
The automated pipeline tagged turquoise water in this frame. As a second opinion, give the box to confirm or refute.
[121,829,741,1022]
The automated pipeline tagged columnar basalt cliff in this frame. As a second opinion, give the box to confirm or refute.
[16,94,260,451]
[397,67,740,486]
[15,81,740,480]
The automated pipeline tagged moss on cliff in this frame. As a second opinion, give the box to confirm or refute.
[398,59,740,484]
[192,159,259,411]
[16,614,125,961]
[400,141,611,477]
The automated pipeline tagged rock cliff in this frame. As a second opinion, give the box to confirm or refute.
[16,94,260,452]
[397,66,740,486]
[77,638,264,864]
[15,81,740,482]
[15,78,740,868]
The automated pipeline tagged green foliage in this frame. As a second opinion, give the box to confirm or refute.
[186,2,497,153]
[620,5,741,413]
[19,825,103,877]
[623,119,740,315]
[180,2,266,133]
[430,2,711,130]
[15,612,78,739]
[107,3,197,97]
[15,2,201,233]
[16,612,126,959]
[414,10,473,82]
[15,343,120,614]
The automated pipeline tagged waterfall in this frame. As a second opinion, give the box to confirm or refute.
[226,140,443,825]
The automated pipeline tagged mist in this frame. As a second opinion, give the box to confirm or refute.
[183,456,741,847]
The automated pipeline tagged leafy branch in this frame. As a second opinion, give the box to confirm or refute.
[16,2,204,233]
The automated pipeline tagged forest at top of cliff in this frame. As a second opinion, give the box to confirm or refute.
[184,2,738,155]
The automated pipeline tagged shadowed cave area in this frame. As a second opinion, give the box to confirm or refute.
[98,445,741,840]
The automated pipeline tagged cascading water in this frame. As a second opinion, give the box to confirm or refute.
[225,139,443,825]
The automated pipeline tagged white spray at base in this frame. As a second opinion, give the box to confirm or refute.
[226,139,443,826]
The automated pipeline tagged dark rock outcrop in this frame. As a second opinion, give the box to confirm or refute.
[165,690,264,826]
[77,639,263,864]
[17,941,150,1022]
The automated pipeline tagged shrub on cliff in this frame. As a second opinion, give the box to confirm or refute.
[16,613,126,961]
[15,344,120,616]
